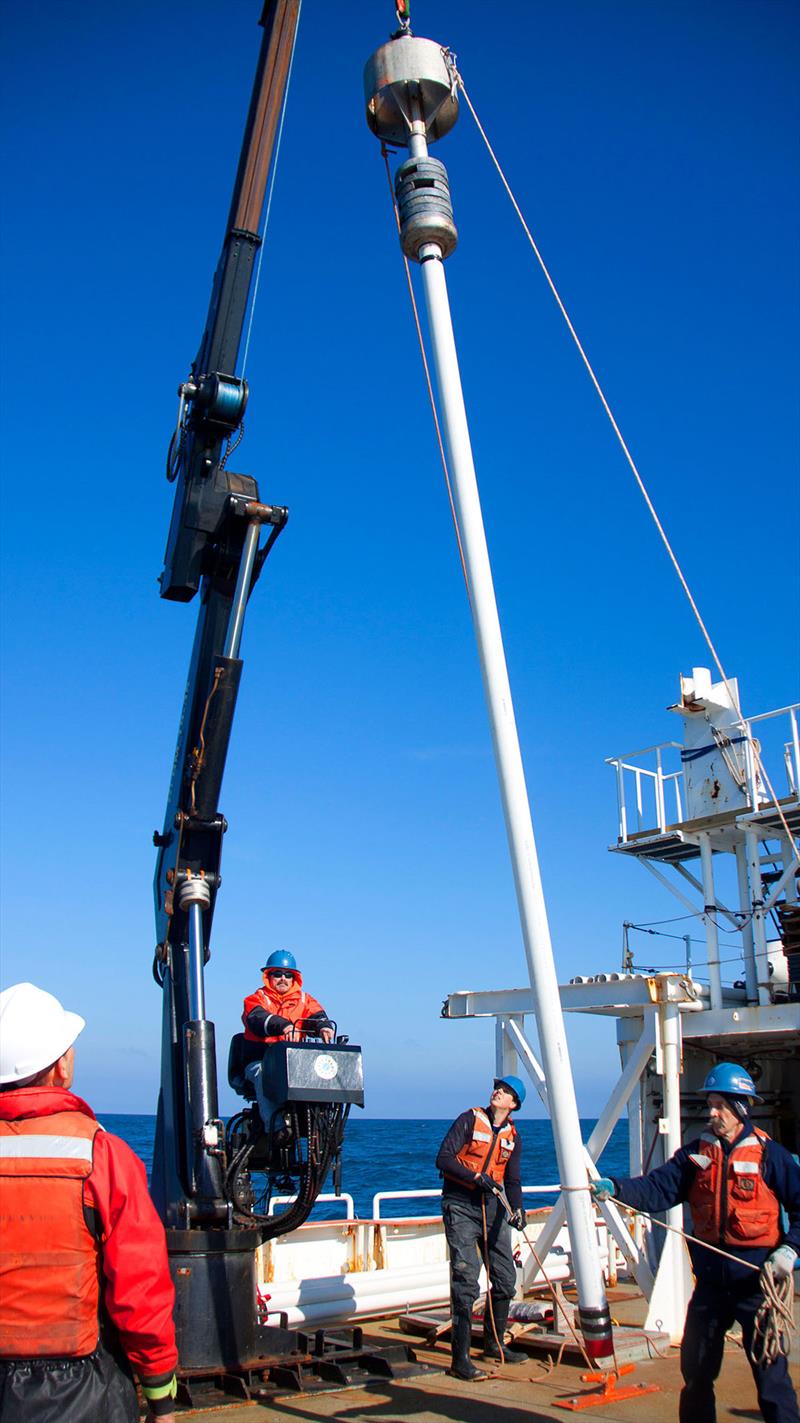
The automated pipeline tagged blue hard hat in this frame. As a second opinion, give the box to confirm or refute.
[495,1074,526,1109]
[702,1062,763,1103]
[262,949,298,974]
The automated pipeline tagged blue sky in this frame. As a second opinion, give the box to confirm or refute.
[1,1,798,1120]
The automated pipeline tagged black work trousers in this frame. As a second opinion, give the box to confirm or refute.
[442,1192,517,1318]
[0,1342,138,1423]
[680,1278,799,1423]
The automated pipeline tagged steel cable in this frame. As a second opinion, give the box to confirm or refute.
[452,62,798,857]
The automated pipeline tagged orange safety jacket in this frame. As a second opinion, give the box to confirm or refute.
[450,1107,517,1186]
[0,1108,102,1357]
[687,1126,781,1249]
[242,972,327,1043]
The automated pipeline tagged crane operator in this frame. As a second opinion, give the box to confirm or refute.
[242,950,334,1131]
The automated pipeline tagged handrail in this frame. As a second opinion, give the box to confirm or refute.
[371,1183,562,1220]
[746,702,800,725]
[372,1189,441,1219]
[605,740,683,764]
[268,1192,355,1220]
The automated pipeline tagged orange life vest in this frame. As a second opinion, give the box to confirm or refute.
[687,1127,781,1249]
[0,1109,102,1357]
[243,981,319,1043]
[451,1107,517,1185]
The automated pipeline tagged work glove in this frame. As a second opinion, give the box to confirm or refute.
[510,1208,526,1231]
[590,1177,616,1202]
[475,1172,499,1195]
[766,1245,797,1280]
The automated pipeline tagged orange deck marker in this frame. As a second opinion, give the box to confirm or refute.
[555,1363,661,1411]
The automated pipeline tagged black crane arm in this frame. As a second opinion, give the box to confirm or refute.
[151,1,301,1229]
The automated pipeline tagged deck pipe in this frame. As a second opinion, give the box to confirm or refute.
[363,34,613,1360]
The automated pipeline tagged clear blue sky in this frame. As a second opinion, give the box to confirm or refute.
[1,2,798,1119]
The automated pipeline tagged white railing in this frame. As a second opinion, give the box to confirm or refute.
[605,741,684,840]
[258,1186,621,1329]
[268,1192,355,1220]
[372,1183,564,1218]
[607,703,800,843]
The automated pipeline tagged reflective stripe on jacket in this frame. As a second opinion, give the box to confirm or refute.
[687,1127,781,1248]
[0,1110,101,1357]
[242,970,326,1042]
[451,1107,517,1185]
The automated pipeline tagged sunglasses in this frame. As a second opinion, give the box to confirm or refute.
[267,970,293,980]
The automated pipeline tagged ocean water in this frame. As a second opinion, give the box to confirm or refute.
[102,1114,628,1221]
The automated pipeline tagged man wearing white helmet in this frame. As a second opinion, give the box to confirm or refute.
[591,1061,800,1423]
[0,983,178,1423]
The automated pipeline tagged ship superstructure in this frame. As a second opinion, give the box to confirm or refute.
[444,669,800,1340]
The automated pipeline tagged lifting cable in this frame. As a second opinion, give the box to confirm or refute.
[576,1190,796,1363]
[442,61,798,857]
[484,1186,615,1373]
[239,0,304,382]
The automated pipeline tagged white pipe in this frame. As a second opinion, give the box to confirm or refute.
[735,843,759,1004]
[267,1265,450,1305]
[265,1257,590,1330]
[412,226,608,1333]
[745,829,772,1006]
[698,834,723,1009]
[785,840,799,904]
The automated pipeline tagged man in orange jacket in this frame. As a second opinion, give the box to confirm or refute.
[242,950,334,1133]
[0,982,178,1423]
[242,949,333,1044]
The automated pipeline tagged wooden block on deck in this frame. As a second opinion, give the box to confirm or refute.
[399,1308,671,1365]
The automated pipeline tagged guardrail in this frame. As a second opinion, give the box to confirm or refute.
[607,703,800,843]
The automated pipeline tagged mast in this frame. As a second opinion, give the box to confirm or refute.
[363,28,614,1359]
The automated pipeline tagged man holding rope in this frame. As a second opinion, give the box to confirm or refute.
[436,1076,528,1380]
[591,1062,800,1423]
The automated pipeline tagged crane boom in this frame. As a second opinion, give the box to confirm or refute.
[151,0,300,1230]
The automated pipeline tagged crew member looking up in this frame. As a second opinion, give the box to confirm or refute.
[0,982,178,1423]
[591,1062,800,1423]
[242,950,333,1044]
[436,1076,528,1381]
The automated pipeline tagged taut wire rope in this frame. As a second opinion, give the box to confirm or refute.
[577,1190,795,1360]
[451,65,798,856]
[240,0,304,381]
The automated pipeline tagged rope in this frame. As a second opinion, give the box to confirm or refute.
[240,0,303,380]
[752,1262,796,1367]
[452,66,799,858]
[587,1193,794,1360]
[380,145,471,599]
[519,1222,597,1371]
[480,1195,504,1359]
[492,1183,616,1372]
[609,1197,760,1270]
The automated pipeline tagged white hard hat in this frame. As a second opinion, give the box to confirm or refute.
[0,982,85,1085]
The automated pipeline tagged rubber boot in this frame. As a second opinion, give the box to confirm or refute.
[482,1298,527,1364]
[448,1313,487,1380]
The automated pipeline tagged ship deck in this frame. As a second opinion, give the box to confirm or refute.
[187,1283,799,1421]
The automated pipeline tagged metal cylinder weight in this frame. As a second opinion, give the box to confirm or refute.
[364,35,458,147]
[395,155,457,260]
